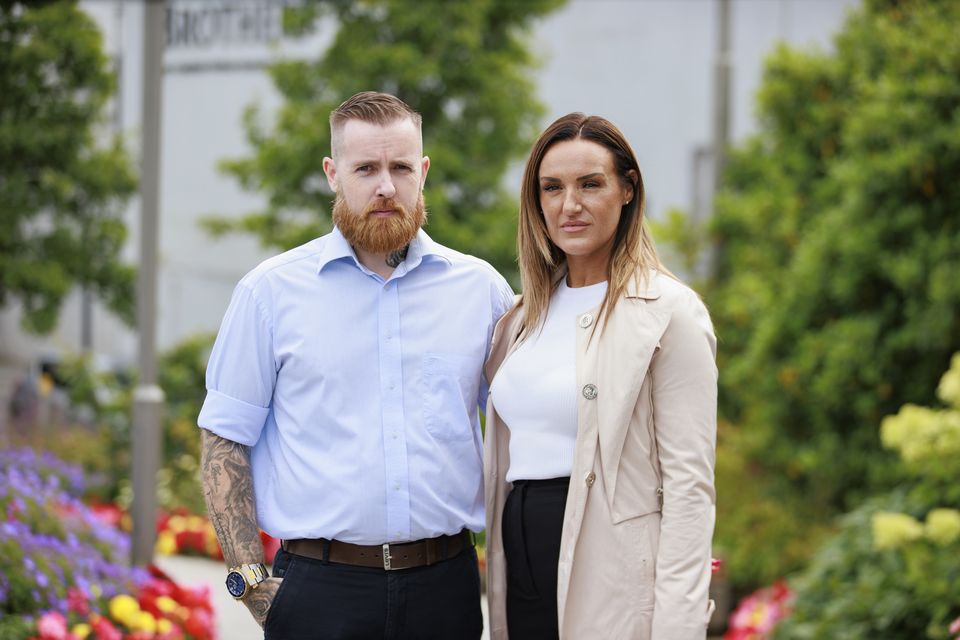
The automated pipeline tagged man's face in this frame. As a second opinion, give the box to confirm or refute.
[323,118,430,255]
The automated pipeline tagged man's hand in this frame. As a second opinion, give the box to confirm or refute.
[244,576,282,628]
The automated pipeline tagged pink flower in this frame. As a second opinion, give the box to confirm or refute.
[725,580,794,640]
[949,615,960,635]
[66,587,90,616]
[36,612,68,640]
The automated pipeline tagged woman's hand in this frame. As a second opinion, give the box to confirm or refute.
[243,576,282,628]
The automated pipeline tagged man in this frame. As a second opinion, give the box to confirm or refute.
[198,91,514,639]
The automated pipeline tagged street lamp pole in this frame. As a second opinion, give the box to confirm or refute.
[131,0,166,566]
[709,0,732,277]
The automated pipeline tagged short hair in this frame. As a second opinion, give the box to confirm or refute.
[329,91,422,157]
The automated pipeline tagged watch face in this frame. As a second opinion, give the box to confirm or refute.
[225,571,247,598]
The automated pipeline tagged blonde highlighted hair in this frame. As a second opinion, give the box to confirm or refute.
[517,112,671,335]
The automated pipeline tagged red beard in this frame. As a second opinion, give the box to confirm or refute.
[332,193,427,255]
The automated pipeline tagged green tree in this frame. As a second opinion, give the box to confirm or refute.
[206,0,566,276]
[661,0,960,587]
[0,2,137,333]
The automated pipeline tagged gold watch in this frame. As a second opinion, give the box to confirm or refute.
[225,563,268,600]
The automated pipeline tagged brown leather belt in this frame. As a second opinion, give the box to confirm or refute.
[283,529,473,571]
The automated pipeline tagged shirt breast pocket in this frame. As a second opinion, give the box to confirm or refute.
[421,353,476,443]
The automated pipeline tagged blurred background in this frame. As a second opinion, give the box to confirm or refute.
[2,1,959,639]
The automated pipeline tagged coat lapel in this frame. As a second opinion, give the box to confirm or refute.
[593,300,670,516]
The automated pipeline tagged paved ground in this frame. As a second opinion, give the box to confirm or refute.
[154,555,490,640]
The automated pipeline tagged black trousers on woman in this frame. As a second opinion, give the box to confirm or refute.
[502,476,570,640]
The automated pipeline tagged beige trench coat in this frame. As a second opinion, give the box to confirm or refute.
[484,270,717,639]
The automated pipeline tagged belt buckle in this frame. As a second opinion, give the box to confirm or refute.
[382,543,393,570]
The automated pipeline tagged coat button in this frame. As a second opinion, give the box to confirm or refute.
[582,384,598,400]
[578,313,593,329]
[585,472,596,487]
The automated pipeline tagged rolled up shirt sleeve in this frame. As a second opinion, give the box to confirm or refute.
[198,281,276,446]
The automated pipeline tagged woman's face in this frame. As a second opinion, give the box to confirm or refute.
[538,138,634,274]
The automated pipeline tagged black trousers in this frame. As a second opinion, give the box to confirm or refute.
[502,477,570,640]
[264,545,483,640]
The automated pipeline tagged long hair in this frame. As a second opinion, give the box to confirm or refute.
[517,113,671,336]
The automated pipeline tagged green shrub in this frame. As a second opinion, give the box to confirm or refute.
[40,333,214,513]
[774,354,960,639]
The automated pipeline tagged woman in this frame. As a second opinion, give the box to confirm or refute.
[484,113,717,639]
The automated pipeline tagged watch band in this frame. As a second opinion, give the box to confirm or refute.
[238,562,269,587]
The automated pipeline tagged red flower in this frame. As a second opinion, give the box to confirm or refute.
[725,580,794,640]
[89,502,125,529]
[66,587,90,616]
[90,616,123,640]
[261,531,281,564]
[184,608,215,640]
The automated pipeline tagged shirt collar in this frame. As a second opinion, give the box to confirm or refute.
[317,227,453,275]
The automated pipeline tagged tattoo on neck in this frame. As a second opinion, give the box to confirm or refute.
[386,245,409,268]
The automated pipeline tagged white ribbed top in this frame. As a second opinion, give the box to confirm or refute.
[490,280,608,482]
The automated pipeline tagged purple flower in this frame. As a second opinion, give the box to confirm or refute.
[1,448,145,621]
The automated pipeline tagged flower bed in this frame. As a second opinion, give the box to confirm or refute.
[0,448,215,640]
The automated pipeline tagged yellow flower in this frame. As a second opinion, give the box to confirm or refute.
[925,508,960,546]
[157,618,173,634]
[155,530,178,555]
[872,511,923,550]
[937,353,960,408]
[71,623,91,639]
[108,594,140,626]
[155,596,179,613]
[167,515,188,533]
[132,611,158,633]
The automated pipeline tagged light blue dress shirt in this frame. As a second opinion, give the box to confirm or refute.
[198,227,514,544]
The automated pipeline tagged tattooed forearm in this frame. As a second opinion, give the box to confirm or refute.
[200,429,264,568]
[386,244,409,268]
[245,581,278,627]
[201,430,275,624]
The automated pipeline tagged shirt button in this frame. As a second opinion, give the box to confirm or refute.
[582,384,598,400]
[585,472,596,487]
[578,313,593,329]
